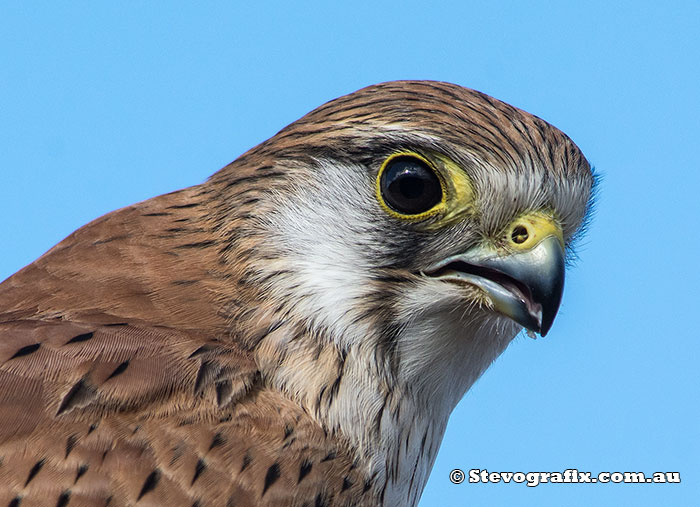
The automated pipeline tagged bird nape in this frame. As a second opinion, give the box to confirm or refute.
[0,81,594,507]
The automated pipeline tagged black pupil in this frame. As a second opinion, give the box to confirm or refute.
[381,156,442,215]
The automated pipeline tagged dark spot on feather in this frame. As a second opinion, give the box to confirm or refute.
[215,380,233,407]
[342,476,353,491]
[66,332,94,344]
[56,490,71,507]
[191,502,201,507]
[316,385,327,410]
[194,360,219,394]
[10,343,40,359]
[9,497,21,507]
[321,450,336,462]
[137,469,161,500]
[167,202,200,209]
[56,379,97,415]
[65,434,78,458]
[191,458,206,485]
[226,497,236,507]
[362,479,372,493]
[142,212,171,216]
[75,464,88,484]
[101,450,109,463]
[283,425,294,440]
[209,432,225,451]
[105,360,130,381]
[240,452,252,472]
[24,458,45,486]
[262,463,280,496]
[104,323,128,327]
[298,460,312,483]
[379,483,388,504]
[105,496,112,506]
[87,423,98,434]
[315,493,329,507]
[327,373,343,407]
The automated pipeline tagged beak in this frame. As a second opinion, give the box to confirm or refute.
[425,235,565,336]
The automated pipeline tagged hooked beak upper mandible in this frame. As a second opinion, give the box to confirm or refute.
[425,214,566,337]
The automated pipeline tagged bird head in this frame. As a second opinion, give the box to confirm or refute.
[206,81,594,490]
[212,81,592,350]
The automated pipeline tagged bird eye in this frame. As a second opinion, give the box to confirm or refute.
[379,155,443,216]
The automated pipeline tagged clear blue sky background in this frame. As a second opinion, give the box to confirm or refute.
[1,2,698,505]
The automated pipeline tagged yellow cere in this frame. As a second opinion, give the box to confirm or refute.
[375,151,476,228]
[504,212,564,251]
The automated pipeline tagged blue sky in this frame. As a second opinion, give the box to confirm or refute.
[1,2,698,505]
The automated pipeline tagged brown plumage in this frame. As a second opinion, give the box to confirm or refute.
[0,81,594,506]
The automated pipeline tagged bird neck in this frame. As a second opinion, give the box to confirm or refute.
[251,310,518,507]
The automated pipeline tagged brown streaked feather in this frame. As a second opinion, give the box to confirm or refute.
[0,316,371,506]
[0,184,372,505]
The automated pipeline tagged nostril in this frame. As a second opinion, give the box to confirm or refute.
[511,225,529,244]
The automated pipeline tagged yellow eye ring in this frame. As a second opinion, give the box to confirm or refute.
[375,152,447,221]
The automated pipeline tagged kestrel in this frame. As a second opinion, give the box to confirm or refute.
[0,81,594,506]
